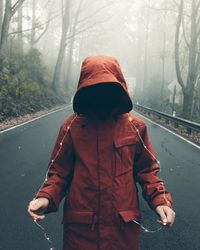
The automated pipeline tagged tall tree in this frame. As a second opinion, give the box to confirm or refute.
[160,1,167,107]
[65,0,84,87]
[52,0,70,91]
[0,0,3,41]
[30,0,36,48]
[143,0,151,91]
[0,0,26,54]
[175,0,200,119]
[17,5,23,52]
[30,0,51,47]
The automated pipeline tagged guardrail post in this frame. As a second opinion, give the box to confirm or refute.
[187,127,192,135]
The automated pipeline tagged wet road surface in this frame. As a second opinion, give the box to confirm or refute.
[0,106,199,250]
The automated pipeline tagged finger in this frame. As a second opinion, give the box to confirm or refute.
[29,201,42,211]
[33,215,45,221]
[165,209,175,226]
[27,206,45,221]
[157,219,170,227]
[157,207,168,225]
[28,209,45,220]
[28,211,45,221]
[29,202,46,214]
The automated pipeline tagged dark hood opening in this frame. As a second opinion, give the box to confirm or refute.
[73,82,132,117]
[73,55,133,117]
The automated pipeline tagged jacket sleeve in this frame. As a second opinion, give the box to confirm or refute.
[33,121,75,214]
[133,123,173,211]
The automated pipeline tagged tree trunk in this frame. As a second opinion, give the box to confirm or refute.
[52,0,70,92]
[175,0,185,92]
[182,0,198,119]
[65,35,75,86]
[135,17,143,93]
[0,0,3,42]
[182,88,194,119]
[30,0,36,48]
[160,2,167,108]
[143,0,150,91]
[17,5,23,53]
[0,0,12,55]
[0,0,26,55]
[65,0,84,88]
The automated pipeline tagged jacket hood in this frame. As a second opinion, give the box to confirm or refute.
[73,55,133,115]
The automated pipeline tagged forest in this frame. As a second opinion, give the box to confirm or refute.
[0,0,200,122]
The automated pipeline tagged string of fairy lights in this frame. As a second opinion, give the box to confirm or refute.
[32,115,78,250]
[128,114,171,233]
[31,113,171,248]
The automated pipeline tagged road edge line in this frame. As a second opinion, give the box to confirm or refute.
[133,111,200,150]
[0,104,72,135]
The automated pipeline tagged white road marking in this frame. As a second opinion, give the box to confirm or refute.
[1,106,199,150]
[0,105,72,135]
[133,111,200,150]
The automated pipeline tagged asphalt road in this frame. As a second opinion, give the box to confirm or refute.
[0,106,199,250]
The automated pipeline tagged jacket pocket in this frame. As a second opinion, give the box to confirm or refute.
[61,210,97,225]
[118,209,142,223]
[113,135,138,177]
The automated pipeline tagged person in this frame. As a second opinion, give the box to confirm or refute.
[27,55,175,250]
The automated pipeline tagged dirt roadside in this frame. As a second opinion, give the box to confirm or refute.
[134,111,200,147]
[0,104,71,132]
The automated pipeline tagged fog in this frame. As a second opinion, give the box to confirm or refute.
[0,0,200,121]
[30,0,177,95]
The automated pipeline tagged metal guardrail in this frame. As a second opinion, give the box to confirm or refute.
[133,103,200,135]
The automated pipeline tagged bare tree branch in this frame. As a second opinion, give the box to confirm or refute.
[149,6,190,18]
[65,17,111,42]
[182,15,190,48]
[195,51,200,72]
[196,0,200,10]
[175,0,186,91]
[8,11,62,36]
[180,47,187,73]
[197,14,200,26]
[33,13,51,45]
[12,0,26,16]
[77,3,112,25]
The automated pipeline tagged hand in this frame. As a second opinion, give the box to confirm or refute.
[156,205,175,227]
[27,197,49,222]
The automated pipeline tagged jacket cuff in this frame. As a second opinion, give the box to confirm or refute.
[150,194,173,211]
[34,192,58,214]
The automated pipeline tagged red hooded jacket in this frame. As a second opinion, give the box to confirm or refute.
[34,55,173,250]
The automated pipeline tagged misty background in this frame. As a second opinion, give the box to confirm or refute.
[0,0,200,122]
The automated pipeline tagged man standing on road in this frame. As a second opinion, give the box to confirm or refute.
[28,55,175,250]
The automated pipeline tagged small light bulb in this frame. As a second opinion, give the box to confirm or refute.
[67,126,70,130]
[60,142,62,146]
